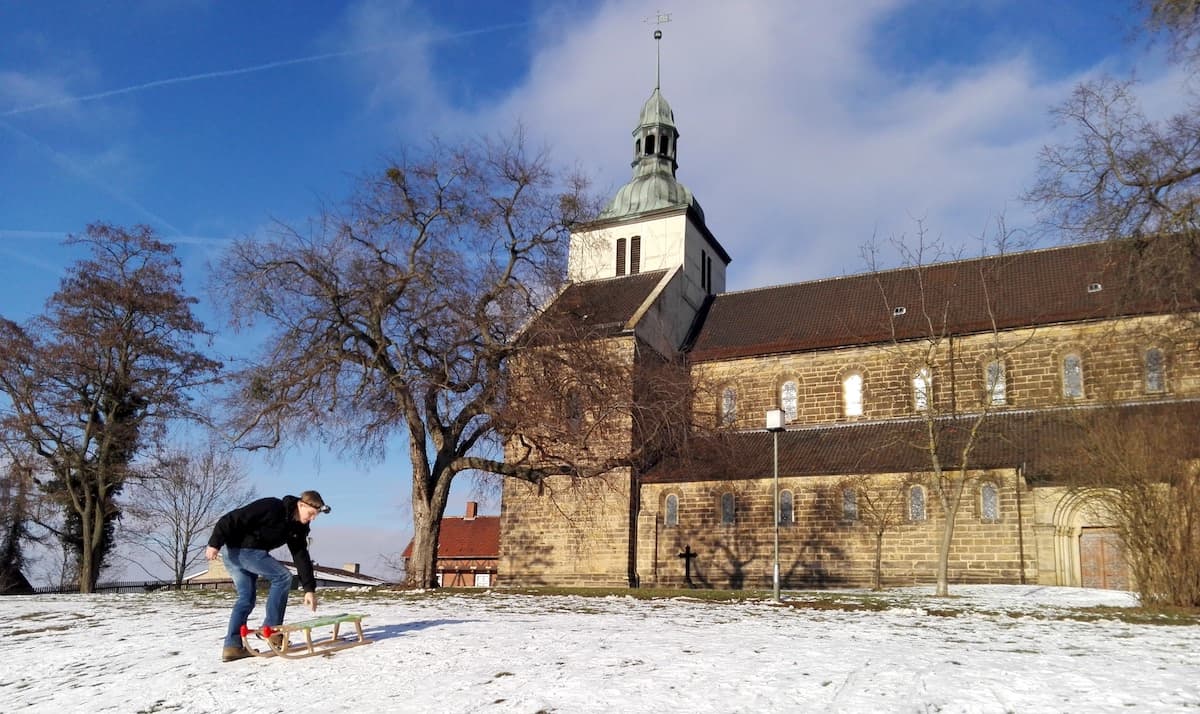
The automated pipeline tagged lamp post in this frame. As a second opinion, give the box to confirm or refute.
[765,409,785,602]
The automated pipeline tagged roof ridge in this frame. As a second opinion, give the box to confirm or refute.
[713,239,1107,298]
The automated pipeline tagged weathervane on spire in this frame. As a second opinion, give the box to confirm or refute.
[643,10,672,89]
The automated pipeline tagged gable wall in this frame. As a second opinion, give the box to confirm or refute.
[498,336,639,587]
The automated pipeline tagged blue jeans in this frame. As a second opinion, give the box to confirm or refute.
[222,548,293,648]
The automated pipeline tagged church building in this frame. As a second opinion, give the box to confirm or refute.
[497,37,1200,592]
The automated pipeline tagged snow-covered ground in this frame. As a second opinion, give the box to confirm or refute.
[2,585,1196,713]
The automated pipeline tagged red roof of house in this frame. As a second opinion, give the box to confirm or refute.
[401,516,500,559]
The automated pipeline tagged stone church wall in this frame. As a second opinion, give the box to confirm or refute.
[638,470,1036,589]
[500,309,1198,589]
[694,316,1196,431]
[498,336,640,587]
[499,470,634,587]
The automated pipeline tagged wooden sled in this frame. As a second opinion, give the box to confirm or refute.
[241,613,371,660]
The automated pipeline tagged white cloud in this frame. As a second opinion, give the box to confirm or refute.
[335,0,1193,290]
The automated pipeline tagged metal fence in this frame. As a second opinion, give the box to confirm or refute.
[21,579,235,595]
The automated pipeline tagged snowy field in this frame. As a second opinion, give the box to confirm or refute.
[1,584,1197,713]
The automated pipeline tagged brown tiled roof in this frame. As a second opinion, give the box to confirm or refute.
[688,240,1195,361]
[643,400,1200,484]
[401,516,500,559]
[522,270,668,344]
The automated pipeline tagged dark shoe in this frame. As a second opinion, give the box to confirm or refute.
[222,646,252,662]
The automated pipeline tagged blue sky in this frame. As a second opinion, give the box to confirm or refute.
[0,1,1181,581]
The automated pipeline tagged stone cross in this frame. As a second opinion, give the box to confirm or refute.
[677,544,697,588]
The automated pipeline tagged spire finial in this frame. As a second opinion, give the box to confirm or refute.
[644,10,672,90]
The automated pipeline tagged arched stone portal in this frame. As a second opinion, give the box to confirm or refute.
[1040,488,1131,589]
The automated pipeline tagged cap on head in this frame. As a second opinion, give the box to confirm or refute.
[299,490,331,514]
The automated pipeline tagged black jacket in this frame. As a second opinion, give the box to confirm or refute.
[207,495,317,592]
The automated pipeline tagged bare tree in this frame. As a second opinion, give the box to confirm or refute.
[1027,0,1200,332]
[1052,405,1200,607]
[832,473,920,591]
[0,225,221,592]
[214,130,676,588]
[0,456,37,594]
[1144,0,1200,63]
[863,218,1031,596]
[122,442,253,587]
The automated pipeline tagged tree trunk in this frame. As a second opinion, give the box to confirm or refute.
[934,478,966,597]
[407,512,442,588]
[408,476,451,588]
[873,530,884,591]
[78,537,97,594]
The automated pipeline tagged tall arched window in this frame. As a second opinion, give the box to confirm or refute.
[985,360,1007,405]
[1062,353,1084,399]
[913,367,932,411]
[779,490,794,526]
[565,388,583,435]
[664,494,679,527]
[720,492,736,525]
[720,386,737,426]
[909,485,926,522]
[842,488,858,521]
[1145,347,1166,393]
[780,380,798,422]
[980,483,999,522]
[615,237,627,276]
[843,372,863,417]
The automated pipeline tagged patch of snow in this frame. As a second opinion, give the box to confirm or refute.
[0,585,1194,713]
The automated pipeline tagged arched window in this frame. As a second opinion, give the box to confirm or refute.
[779,490,794,526]
[909,485,926,522]
[780,380,798,422]
[720,492,735,525]
[645,134,656,155]
[842,488,858,521]
[629,236,641,275]
[664,494,679,527]
[1145,347,1166,393]
[660,135,670,155]
[615,237,627,276]
[720,386,737,426]
[1062,353,1084,399]
[913,367,932,411]
[985,360,1007,405]
[980,483,999,522]
[565,388,583,435]
[843,372,863,417]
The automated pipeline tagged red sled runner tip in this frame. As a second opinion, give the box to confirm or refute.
[239,613,372,660]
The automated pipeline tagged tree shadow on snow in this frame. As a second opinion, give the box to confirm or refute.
[362,619,474,642]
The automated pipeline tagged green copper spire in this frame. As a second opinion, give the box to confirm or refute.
[599,27,704,224]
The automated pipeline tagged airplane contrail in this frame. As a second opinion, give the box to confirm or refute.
[0,118,188,235]
[2,21,529,117]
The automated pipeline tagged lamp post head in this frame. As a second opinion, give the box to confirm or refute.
[765,409,785,432]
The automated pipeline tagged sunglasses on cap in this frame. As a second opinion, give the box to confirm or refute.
[302,500,331,514]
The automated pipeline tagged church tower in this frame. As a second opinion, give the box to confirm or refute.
[565,28,731,353]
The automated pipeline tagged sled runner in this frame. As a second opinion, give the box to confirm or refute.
[240,613,371,659]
